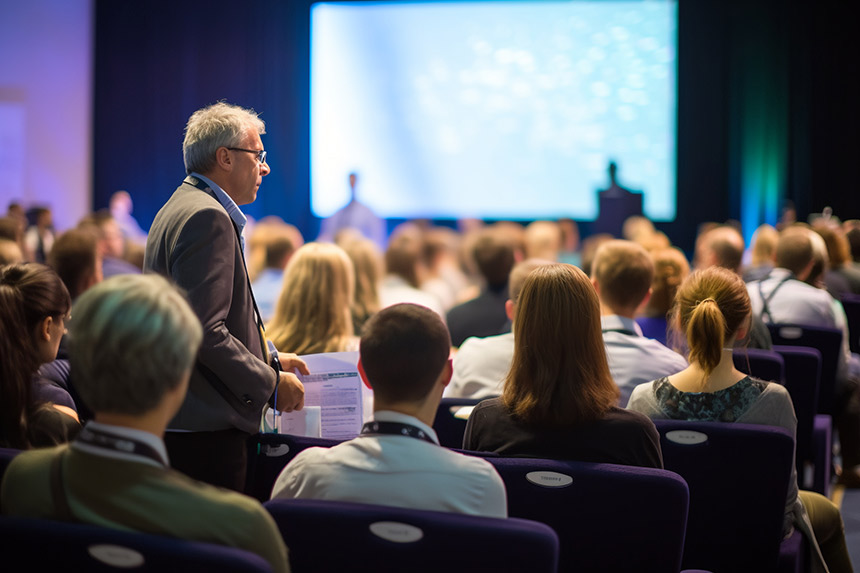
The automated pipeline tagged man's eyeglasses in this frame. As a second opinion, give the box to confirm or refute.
[227,147,267,165]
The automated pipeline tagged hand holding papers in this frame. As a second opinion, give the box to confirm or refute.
[268,351,373,440]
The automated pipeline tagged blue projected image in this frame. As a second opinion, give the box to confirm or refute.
[311,1,677,221]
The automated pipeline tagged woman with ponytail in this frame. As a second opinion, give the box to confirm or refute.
[628,266,852,573]
[0,263,80,449]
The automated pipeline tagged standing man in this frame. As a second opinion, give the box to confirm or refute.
[145,102,305,492]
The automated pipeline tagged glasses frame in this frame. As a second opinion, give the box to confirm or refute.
[226,147,267,165]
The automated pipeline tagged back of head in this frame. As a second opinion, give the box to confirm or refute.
[472,227,517,290]
[342,237,383,332]
[697,226,745,272]
[504,264,618,427]
[0,264,71,447]
[645,247,690,318]
[268,242,355,355]
[385,234,423,287]
[622,215,655,243]
[508,258,553,306]
[0,239,23,265]
[0,217,21,242]
[360,303,451,404]
[776,226,814,275]
[69,274,202,416]
[750,224,779,266]
[183,101,265,175]
[813,223,850,268]
[673,267,750,379]
[48,228,101,300]
[524,221,562,261]
[591,239,654,312]
[579,233,614,276]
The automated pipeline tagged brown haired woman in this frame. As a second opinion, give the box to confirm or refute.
[628,266,852,573]
[0,263,79,448]
[463,263,662,468]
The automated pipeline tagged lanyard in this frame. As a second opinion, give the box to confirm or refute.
[602,328,638,336]
[360,421,437,446]
[76,426,167,467]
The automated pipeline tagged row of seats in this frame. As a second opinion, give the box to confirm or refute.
[0,419,803,572]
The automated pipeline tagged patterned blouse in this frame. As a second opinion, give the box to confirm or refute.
[652,376,770,423]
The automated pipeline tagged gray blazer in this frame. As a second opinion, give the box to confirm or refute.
[144,179,275,434]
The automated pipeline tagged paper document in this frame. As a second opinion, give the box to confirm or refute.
[293,351,372,440]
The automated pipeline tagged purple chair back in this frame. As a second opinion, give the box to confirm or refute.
[264,498,559,573]
[433,397,487,449]
[841,293,860,354]
[636,315,669,345]
[652,420,794,573]
[766,323,842,414]
[0,516,273,572]
[245,433,344,501]
[732,348,785,386]
[482,456,689,573]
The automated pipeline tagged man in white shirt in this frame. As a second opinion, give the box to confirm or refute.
[591,240,688,406]
[447,259,550,399]
[271,303,508,518]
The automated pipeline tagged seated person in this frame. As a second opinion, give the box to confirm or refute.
[271,303,507,518]
[447,258,549,399]
[637,247,690,345]
[590,240,688,406]
[628,266,852,573]
[0,263,79,448]
[1,274,289,573]
[463,264,663,469]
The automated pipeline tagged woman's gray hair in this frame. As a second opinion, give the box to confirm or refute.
[69,274,203,416]
[182,101,266,175]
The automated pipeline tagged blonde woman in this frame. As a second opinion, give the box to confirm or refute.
[267,243,358,355]
[339,237,383,335]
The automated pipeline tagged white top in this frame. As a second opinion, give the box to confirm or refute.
[601,315,689,407]
[446,332,514,399]
[748,267,859,378]
[379,275,447,322]
[270,410,507,518]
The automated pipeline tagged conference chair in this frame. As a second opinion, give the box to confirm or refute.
[840,294,860,354]
[432,397,486,449]
[0,516,273,572]
[636,315,669,346]
[731,347,830,495]
[766,323,842,415]
[245,433,343,502]
[652,420,802,573]
[264,498,559,573]
[480,456,689,573]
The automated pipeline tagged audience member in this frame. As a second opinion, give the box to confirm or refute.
[340,237,383,335]
[638,247,690,344]
[628,267,852,573]
[79,211,141,278]
[463,264,663,468]
[144,101,305,491]
[591,240,688,406]
[743,224,779,283]
[267,242,358,355]
[695,224,772,349]
[0,264,79,448]
[0,274,289,572]
[578,232,613,276]
[109,190,148,244]
[446,226,518,346]
[420,227,469,312]
[24,206,55,263]
[447,258,550,399]
[271,303,507,518]
[558,217,582,267]
[747,226,860,485]
[814,223,860,295]
[0,238,23,265]
[47,228,103,300]
[523,220,562,261]
[251,225,298,323]
[379,233,445,319]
